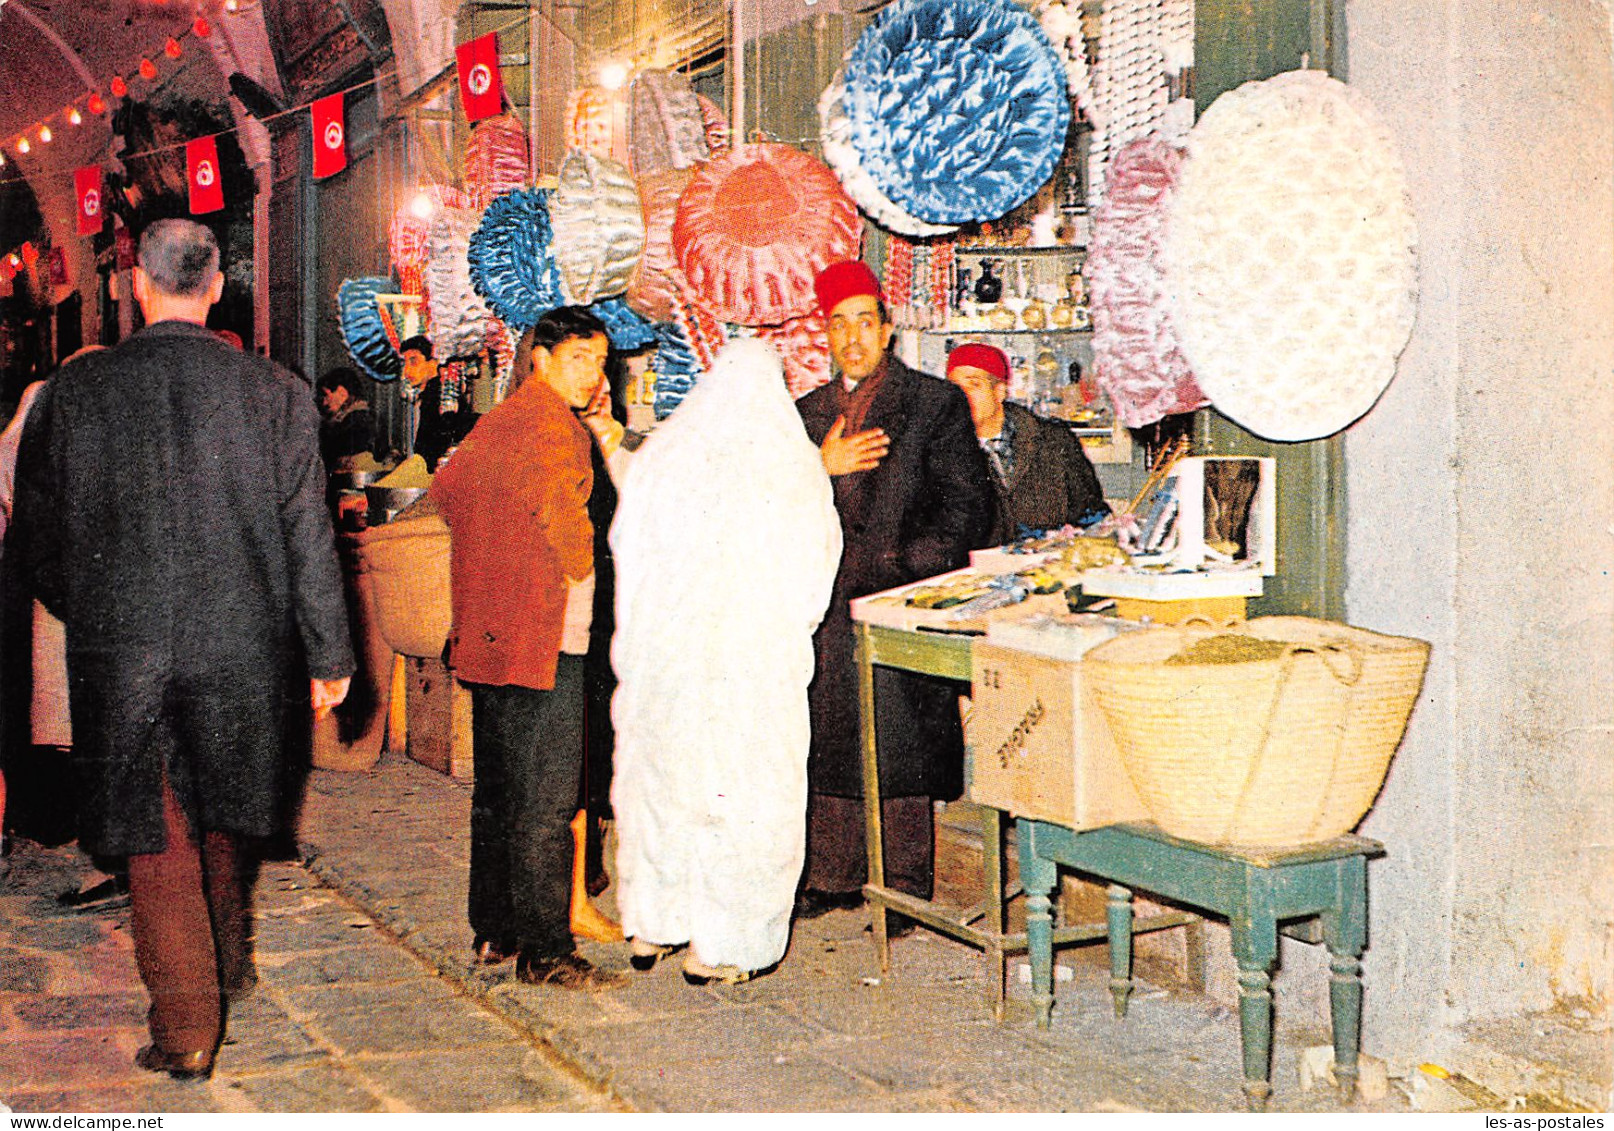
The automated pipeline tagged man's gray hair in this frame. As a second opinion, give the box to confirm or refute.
[137,219,220,298]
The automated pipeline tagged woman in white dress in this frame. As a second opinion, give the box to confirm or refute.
[609,338,841,984]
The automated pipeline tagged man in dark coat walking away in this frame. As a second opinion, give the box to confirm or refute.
[12,219,353,1080]
[794,260,992,921]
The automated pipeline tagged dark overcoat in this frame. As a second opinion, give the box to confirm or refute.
[985,402,1110,545]
[796,357,992,798]
[12,321,354,855]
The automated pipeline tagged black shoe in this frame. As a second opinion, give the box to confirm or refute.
[472,935,516,965]
[794,889,864,920]
[134,1044,215,1081]
[57,874,130,911]
[681,958,779,986]
[515,951,629,991]
[628,939,685,971]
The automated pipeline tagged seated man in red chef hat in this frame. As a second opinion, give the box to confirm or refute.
[945,342,1110,545]
[793,259,992,928]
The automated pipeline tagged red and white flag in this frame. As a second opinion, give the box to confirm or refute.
[187,137,224,214]
[456,33,504,123]
[312,93,346,179]
[75,166,104,235]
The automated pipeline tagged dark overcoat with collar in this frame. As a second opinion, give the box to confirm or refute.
[796,356,992,798]
[12,320,355,855]
[985,402,1110,545]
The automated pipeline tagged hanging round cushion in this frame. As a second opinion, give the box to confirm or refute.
[672,143,863,327]
[588,296,659,351]
[1163,69,1418,442]
[464,113,530,210]
[426,204,498,360]
[628,69,709,177]
[467,188,566,331]
[1086,138,1207,428]
[818,68,957,238]
[695,93,730,157]
[625,167,694,323]
[388,184,468,297]
[566,87,615,157]
[338,277,403,381]
[842,0,1070,226]
[550,150,644,305]
[756,310,833,399]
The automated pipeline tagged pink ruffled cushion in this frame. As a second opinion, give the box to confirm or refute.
[757,311,832,398]
[672,143,862,327]
[625,167,694,324]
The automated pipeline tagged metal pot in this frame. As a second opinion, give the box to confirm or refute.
[364,486,429,525]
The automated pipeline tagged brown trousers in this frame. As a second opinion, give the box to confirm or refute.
[804,792,934,901]
[127,773,250,1056]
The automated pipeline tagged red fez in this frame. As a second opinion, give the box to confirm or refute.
[814,259,883,317]
[948,342,1009,383]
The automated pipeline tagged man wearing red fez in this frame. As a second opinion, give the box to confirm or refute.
[946,343,1109,545]
[793,259,992,930]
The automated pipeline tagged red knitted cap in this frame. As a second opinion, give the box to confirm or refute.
[947,342,1009,382]
[814,259,883,317]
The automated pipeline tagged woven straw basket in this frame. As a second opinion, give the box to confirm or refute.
[355,511,452,659]
[1083,616,1429,846]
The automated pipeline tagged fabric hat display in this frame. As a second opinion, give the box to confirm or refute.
[389,185,468,297]
[814,259,883,318]
[549,151,644,306]
[1163,69,1418,441]
[338,277,404,381]
[672,143,863,327]
[628,69,710,177]
[817,67,957,238]
[947,342,1010,382]
[625,167,694,323]
[841,0,1070,225]
[1086,138,1207,428]
[695,94,730,157]
[464,114,531,210]
[467,188,566,331]
[425,205,499,360]
[566,87,615,157]
[756,311,832,398]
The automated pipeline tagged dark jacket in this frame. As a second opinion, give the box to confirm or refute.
[796,356,992,798]
[429,379,593,691]
[412,377,477,470]
[985,402,1109,545]
[319,397,377,472]
[12,320,354,854]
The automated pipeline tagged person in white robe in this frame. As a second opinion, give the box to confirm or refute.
[609,338,842,984]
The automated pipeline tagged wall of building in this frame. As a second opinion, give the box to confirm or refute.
[1345,0,1614,1067]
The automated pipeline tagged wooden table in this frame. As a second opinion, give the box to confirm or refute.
[853,619,1195,1018]
[1017,818,1384,1109]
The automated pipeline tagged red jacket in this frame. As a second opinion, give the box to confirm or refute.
[429,380,593,690]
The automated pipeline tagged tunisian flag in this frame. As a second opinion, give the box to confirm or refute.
[187,137,225,214]
[311,93,346,179]
[75,166,104,235]
[456,33,504,123]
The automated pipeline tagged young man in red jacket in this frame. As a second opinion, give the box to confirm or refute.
[430,306,625,990]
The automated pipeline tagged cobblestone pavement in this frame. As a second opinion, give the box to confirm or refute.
[1,753,1414,1113]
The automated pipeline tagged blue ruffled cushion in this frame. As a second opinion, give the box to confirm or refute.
[651,321,700,419]
[337,277,403,382]
[844,0,1070,225]
[589,297,660,351]
[467,189,565,331]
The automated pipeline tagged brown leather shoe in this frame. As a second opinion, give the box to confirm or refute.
[135,1044,215,1081]
[515,951,628,991]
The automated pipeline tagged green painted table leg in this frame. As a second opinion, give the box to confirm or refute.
[1232,900,1279,1112]
[1017,820,1058,1029]
[1107,883,1134,1018]
[1323,856,1369,1102]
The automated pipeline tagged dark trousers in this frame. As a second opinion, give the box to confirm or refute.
[127,772,249,1057]
[466,658,583,960]
[804,792,934,901]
